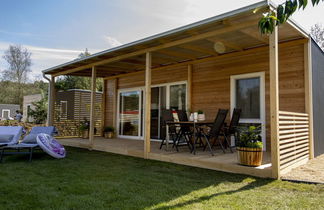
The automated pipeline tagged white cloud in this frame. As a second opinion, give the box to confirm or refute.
[103,36,122,48]
[0,41,83,80]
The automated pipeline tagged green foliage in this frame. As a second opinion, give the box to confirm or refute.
[28,92,48,124]
[197,110,204,114]
[0,80,47,105]
[259,0,324,34]
[104,126,115,133]
[237,126,263,148]
[55,48,103,92]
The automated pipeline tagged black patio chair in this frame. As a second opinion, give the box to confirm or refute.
[159,109,178,149]
[174,110,192,151]
[202,109,229,154]
[224,108,241,149]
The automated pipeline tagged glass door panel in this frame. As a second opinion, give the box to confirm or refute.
[235,77,260,119]
[119,90,141,137]
[231,73,266,150]
[151,87,159,139]
[170,84,186,111]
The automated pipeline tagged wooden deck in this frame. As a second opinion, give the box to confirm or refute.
[58,137,272,178]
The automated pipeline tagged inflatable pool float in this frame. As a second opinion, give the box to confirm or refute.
[36,133,66,159]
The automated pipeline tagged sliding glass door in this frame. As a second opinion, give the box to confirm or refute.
[117,82,187,140]
[118,90,142,138]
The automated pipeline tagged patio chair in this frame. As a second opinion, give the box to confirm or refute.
[0,126,24,147]
[0,126,57,162]
[224,108,241,148]
[202,109,229,154]
[159,110,178,149]
[173,110,192,151]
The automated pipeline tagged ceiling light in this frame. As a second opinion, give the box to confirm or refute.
[213,42,226,54]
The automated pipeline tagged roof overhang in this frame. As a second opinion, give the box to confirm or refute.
[42,0,309,78]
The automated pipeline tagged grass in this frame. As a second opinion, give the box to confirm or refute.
[0,147,323,210]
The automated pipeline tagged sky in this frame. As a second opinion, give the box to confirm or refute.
[0,0,323,80]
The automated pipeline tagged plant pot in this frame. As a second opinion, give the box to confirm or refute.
[104,132,114,139]
[236,147,263,167]
[198,114,205,121]
[81,130,89,139]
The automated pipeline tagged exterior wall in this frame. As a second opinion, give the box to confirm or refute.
[23,94,42,122]
[104,42,306,151]
[0,104,20,120]
[55,89,102,121]
[55,91,76,120]
[311,40,324,157]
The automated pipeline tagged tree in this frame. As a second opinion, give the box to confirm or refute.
[55,49,103,91]
[78,48,91,59]
[2,45,32,105]
[311,23,324,50]
[28,91,48,124]
[259,0,324,34]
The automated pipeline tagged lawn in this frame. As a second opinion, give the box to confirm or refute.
[0,147,323,210]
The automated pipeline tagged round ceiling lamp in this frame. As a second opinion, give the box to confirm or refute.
[213,41,226,54]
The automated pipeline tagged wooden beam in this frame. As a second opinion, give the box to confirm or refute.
[52,20,258,77]
[48,76,56,126]
[101,79,107,136]
[304,40,314,159]
[144,52,151,159]
[179,44,218,56]
[269,25,280,179]
[158,49,197,60]
[112,78,118,130]
[187,64,193,111]
[104,38,307,81]
[239,28,268,43]
[89,66,97,148]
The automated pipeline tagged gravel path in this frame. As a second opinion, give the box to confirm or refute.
[282,154,324,184]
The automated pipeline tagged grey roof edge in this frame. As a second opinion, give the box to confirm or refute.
[42,0,269,74]
[57,89,103,94]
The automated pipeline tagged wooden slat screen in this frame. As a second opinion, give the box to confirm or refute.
[278,111,309,171]
[54,91,102,137]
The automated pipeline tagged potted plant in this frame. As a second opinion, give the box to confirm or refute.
[104,126,115,139]
[236,126,263,167]
[197,110,205,121]
[79,123,89,139]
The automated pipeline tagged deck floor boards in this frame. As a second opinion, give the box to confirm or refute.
[58,137,272,178]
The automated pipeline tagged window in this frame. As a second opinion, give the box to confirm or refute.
[235,77,260,119]
[2,109,10,119]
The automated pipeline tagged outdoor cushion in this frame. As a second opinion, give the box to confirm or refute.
[29,126,57,136]
[0,126,23,145]
[21,134,38,144]
[0,134,14,143]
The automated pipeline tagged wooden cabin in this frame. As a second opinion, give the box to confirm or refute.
[42,1,324,179]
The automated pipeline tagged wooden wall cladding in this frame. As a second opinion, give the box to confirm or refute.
[104,43,306,151]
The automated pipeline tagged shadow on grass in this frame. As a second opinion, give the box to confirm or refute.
[0,147,274,209]
[154,178,272,210]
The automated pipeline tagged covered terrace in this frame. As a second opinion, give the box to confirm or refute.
[43,1,313,179]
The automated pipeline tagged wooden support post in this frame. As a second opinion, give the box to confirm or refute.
[144,52,152,158]
[101,79,106,136]
[48,76,56,126]
[112,79,118,129]
[89,66,97,148]
[269,25,280,179]
[187,64,193,111]
[304,40,314,159]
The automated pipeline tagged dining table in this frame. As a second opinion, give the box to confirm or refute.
[165,120,214,155]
